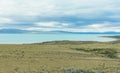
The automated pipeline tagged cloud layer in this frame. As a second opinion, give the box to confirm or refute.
[0,0,120,33]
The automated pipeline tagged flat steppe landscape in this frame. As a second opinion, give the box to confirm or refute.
[0,37,120,73]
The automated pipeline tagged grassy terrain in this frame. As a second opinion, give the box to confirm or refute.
[0,40,120,73]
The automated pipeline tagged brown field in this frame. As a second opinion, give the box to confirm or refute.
[0,42,120,73]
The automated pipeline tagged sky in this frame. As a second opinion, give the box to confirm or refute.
[0,0,120,33]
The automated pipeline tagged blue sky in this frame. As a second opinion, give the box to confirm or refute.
[0,0,120,33]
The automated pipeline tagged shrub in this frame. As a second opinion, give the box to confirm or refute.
[37,69,49,73]
[72,48,118,58]
[63,68,106,73]
[99,49,117,58]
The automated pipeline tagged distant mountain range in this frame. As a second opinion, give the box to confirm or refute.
[0,29,120,34]
[52,31,120,34]
[0,29,29,33]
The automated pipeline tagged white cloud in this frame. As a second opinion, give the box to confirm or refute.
[25,22,120,32]
[80,22,120,32]
[88,24,106,28]
[25,27,54,32]
[35,22,70,27]
[86,22,110,28]
[36,22,59,27]
[0,0,120,17]
[0,17,14,24]
[0,0,56,16]
[0,0,120,33]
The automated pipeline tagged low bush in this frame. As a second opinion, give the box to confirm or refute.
[63,68,106,73]
[72,48,118,58]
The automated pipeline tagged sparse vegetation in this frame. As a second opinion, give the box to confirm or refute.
[63,68,107,73]
[0,40,120,73]
[72,48,118,58]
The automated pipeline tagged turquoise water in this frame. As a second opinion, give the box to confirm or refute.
[0,34,120,44]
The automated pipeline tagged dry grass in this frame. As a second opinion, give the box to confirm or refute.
[0,43,120,73]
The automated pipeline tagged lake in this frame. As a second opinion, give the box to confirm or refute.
[0,34,120,44]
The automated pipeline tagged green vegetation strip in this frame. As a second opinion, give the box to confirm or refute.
[37,68,120,73]
[72,48,118,58]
